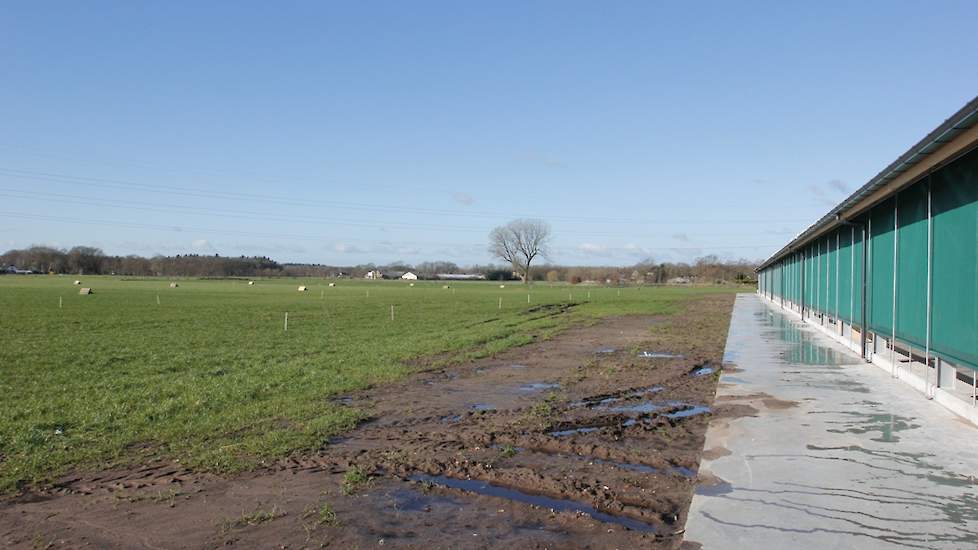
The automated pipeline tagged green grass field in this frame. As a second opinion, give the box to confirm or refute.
[0,275,747,492]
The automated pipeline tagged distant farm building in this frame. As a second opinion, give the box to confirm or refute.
[401,272,418,280]
[364,270,382,280]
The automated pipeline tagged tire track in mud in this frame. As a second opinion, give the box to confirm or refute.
[300,294,736,548]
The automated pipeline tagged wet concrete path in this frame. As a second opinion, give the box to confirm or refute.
[685,294,978,549]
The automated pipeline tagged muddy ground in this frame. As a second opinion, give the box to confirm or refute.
[1,293,737,549]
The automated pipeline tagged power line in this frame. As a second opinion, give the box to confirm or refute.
[0,188,795,240]
[0,166,799,226]
[0,210,781,252]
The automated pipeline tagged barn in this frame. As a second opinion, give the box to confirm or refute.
[756,96,978,420]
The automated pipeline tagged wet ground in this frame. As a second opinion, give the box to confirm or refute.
[1,293,736,549]
[684,294,978,549]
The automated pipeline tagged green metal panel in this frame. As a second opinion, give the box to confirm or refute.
[815,238,823,312]
[791,254,798,303]
[852,223,864,329]
[930,147,978,370]
[896,182,928,347]
[808,245,814,309]
[809,243,816,310]
[827,230,838,317]
[869,198,896,334]
[821,236,829,313]
[779,260,785,298]
[838,227,853,322]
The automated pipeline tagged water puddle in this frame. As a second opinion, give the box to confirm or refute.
[410,474,657,533]
[574,386,664,408]
[590,457,695,478]
[696,479,734,496]
[638,351,684,359]
[440,414,463,423]
[666,405,711,419]
[817,410,921,443]
[584,401,710,428]
[606,402,665,414]
[691,366,716,377]
[510,364,528,369]
[759,310,861,366]
[550,416,653,436]
[471,403,495,411]
[595,346,617,354]
[492,445,694,478]
[550,426,603,437]
[519,383,560,392]
[391,488,463,512]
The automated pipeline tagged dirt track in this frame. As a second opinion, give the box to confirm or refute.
[1,294,736,549]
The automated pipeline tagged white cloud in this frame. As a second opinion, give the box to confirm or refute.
[191,239,215,252]
[807,179,850,207]
[333,243,364,254]
[451,192,474,206]
[827,179,850,194]
[577,243,611,256]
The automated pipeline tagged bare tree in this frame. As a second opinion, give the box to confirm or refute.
[488,219,551,284]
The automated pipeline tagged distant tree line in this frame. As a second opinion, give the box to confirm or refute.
[1,246,283,277]
[535,255,757,285]
[1,245,757,283]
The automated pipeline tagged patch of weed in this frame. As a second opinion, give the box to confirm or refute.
[341,466,369,495]
[498,444,518,458]
[221,505,286,533]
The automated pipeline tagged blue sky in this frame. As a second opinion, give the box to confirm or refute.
[2,1,977,266]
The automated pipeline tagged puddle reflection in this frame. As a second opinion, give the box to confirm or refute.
[410,474,657,532]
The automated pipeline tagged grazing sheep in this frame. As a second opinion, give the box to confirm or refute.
[73,280,81,285]
[297,286,308,292]
[328,283,336,287]
[169,282,179,288]
[248,281,255,285]
[79,288,93,295]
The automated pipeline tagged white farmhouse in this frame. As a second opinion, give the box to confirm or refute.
[401,272,418,280]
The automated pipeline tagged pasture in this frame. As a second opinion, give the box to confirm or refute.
[0,275,743,492]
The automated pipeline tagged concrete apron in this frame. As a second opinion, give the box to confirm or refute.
[684,293,978,549]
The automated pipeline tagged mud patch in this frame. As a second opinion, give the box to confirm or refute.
[410,474,658,533]
[690,366,716,377]
[702,447,731,460]
[695,471,734,496]
[519,382,560,392]
[761,397,798,410]
[639,351,684,359]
